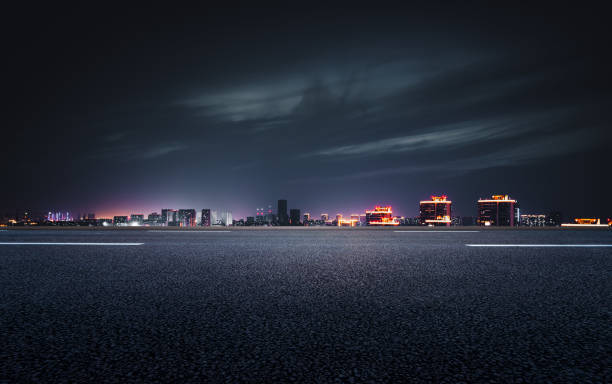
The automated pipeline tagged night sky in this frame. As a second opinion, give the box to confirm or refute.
[4,4,611,219]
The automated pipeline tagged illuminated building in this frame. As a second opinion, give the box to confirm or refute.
[520,214,546,227]
[148,212,161,222]
[420,195,452,226]
[335,214,343,226]
[161,209,178,226]
[338,216,359,227]
[246,216,255,225]
[561,218,608,227]
[278,199,288,226]
[200,209,211,226]
[178,209,196,227]
[303,213,310,221]
[289,209,301,226]
[360,214,367,225]
[211,210,232,226]
[365,206,400,226]
[477,195,518,226]
[129,214,144,225]
[113,216,128,225]
[321,213,329,221]
[47,211,72,222]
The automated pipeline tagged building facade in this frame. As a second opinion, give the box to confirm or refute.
[289,209,301,226]
[201,209,211,227]
[178,209,196,227]
[277,199,288,226]
[477,195,518,226]
[365,206,399,226]
[419,195,452,226]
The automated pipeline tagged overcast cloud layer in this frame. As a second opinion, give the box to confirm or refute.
[3,4,611,218]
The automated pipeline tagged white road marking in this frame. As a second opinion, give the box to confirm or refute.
[395,230,480,233]
[147,230,231,233]
[466,244,612,247]
[0,242,143,246]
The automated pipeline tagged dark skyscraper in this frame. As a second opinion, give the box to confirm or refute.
[277,199,288,226]
[161,209,178,226]
[201,209,211,227]
[178,209,196,227]
[289,209,301,226]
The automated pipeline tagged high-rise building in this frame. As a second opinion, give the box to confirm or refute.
[201,209,211,227]
[148,212,161,222]
[419,195,452,226]
[211,210,232,226]
[87,213,96,220]
[365,206,399,226]
[178,209,196,227]
[161,209,178,226]
[303,213,310,222]
[129,214,144,225]
[277,199,288,226]
[321,213,329,221]
[477,195,518,226]
[335,214,343,226]
[290,209,301,226]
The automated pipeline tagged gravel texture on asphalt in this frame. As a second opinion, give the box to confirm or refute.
[1,229,610,383]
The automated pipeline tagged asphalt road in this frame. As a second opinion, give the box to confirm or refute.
[1,229,610,382]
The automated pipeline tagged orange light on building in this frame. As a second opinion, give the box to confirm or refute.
[420,196,452,226]
[574,218,598,225]
[561,218,608,228]
[477,194,518,226]
[365,206,400,226]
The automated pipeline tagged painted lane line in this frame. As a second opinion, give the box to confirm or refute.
[466,244,612,247]
[0,242,144,246]
[147,230,231,233]
[395,230,480,233]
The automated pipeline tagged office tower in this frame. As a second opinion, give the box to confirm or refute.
[161,209,178,226]
[129,214,144,225]
[148,212,161,222]
[477,195,518,226]
[201,209,211,226]
[277,199,288,226]
[419,195,452,226]
[246,217,255,226]
[303,213,310,221]
[178,209,196,227]
[211,210,232,226]
[113,216,128,225]
[321,213,329,221]
[290,209,301,226]
[365,206,399,226]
